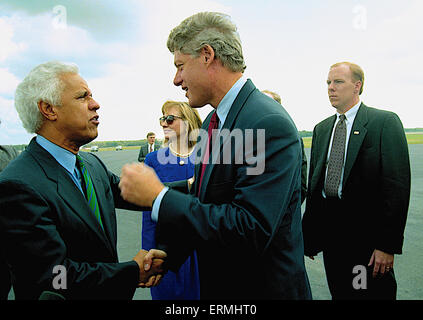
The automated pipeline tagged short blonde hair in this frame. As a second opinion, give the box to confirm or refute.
[262,90,281,104]
[331,62,365,95]
[161,101,202,148]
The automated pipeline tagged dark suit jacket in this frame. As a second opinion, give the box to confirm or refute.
[0,138,141,300]
[138,142,161,162]
[302,103,411,256]
[0,145,18,172]
[155,79,311,299]
[0,145,19,299]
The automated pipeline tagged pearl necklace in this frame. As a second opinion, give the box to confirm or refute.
[169,144,194,165]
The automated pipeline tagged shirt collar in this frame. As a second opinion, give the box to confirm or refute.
[337,100,361,121]
[36,135,78,174]
[216,76,247,128]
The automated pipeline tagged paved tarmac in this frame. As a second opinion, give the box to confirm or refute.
[98,144,422,300]
[8,145,422,300]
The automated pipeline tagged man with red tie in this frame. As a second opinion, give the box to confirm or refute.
[119,12,311,299]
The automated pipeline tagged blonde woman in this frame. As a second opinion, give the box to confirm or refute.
[142,100,202,300]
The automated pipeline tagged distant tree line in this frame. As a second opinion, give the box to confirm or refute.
[82,139,164,149]
[7,128,422,151]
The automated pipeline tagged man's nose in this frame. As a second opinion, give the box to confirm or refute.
[173,71,182,86]
[89,98,100,110]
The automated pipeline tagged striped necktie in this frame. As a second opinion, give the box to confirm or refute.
[76,155,104,230]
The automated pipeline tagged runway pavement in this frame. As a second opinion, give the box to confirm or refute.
[97,144,422,300]
[8,145,422,300]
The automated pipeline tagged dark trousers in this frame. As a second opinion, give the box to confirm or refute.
[0,256,11,300]
[321,197,397,300]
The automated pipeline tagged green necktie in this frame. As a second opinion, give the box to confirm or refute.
[76,155,104,230]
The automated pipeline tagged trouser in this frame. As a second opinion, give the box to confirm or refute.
[0,255,11,300]
[321,197,397,300]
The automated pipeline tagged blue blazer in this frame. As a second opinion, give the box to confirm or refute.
[156,79,312,299]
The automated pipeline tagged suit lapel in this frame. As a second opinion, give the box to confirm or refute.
[28,139,114,255]
[343,103,368,188]
[311,115,336,193]
[196,80,256,199]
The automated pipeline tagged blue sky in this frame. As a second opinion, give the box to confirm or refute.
[1,0,422,145]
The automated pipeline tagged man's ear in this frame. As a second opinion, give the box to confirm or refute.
[201,44,215,65]
[38,100,58,121]
[354,81,362,95]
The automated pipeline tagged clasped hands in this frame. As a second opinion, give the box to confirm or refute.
[133,249,168,288]
[120,163,169,287]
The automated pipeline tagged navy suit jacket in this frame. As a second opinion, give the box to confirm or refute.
[0,138,141,300]
[156,79,311,299]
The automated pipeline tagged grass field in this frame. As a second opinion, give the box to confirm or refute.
[302,133,423,149]
[85,134,422,152]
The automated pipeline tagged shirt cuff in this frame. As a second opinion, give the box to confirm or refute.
[151,187,169,222]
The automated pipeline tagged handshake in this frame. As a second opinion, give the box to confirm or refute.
[133,249,167,288]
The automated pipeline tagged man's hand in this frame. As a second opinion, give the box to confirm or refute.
[368,249,394,278]
[133,249,167,287]
[187,176,194,191]
[119,163,164,207]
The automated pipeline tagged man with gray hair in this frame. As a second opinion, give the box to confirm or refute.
[119,12,311,299]
[0,61,166,300]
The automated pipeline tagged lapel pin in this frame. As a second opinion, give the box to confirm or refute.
[353,131,360,135]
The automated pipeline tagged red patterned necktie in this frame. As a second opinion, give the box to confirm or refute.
[197,111,219,195]
[149,144,153,153]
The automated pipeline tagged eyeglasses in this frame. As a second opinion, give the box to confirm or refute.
[159,115,183,125]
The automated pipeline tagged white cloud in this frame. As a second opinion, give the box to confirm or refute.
[1,0,422,145]
[0,68,20,95]
[0,18,26,62]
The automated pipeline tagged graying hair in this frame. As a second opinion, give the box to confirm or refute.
[14,61,79,133]
[167,12,246,73]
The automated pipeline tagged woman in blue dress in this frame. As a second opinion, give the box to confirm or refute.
[142,100,202,300]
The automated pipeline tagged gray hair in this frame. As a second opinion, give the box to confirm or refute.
[14,61,79,133]
[167,12,246,73]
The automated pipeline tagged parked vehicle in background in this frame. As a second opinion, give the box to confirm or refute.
[115,145,123,151]
[90,146,99,152]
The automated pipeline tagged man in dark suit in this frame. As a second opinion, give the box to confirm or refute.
[119,12,311,299]
[302,62,411,299]
[0,119,19,300]
[262,90,308,204]
[0,61,165,300]
[138,132,161,162]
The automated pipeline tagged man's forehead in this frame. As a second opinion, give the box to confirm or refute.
[328,66,352,79]
[174,51,192,64]
[61,73,89,89]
